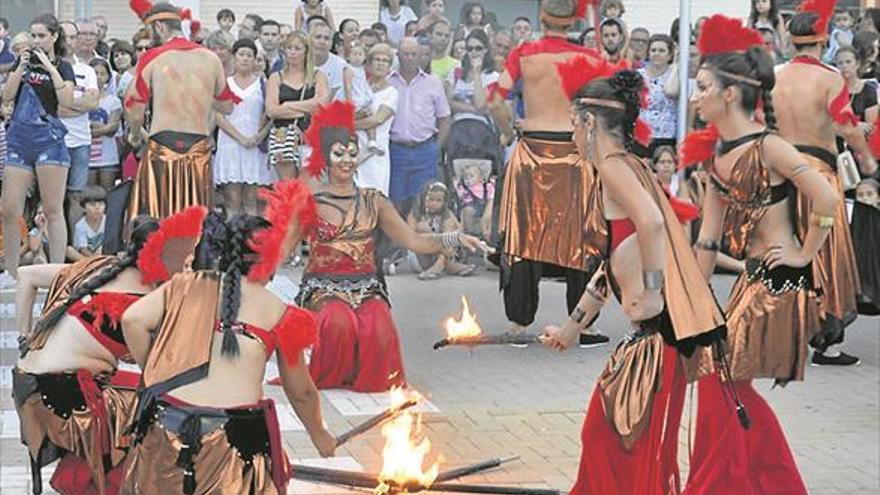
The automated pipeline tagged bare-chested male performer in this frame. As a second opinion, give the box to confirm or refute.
[124,0,238,222]
[773,1,878,366]
[492,0,607,346]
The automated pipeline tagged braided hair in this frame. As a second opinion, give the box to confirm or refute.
[32,216,160,335]
[702,46,777,130]
[574,69,645,151]
[213,214,270,358]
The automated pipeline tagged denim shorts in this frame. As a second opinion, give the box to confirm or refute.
[5,120,71,171]
[66,144,90,192]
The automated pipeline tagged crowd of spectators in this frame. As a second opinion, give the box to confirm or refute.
[0,0,879,288]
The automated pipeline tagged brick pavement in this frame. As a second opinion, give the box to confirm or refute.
[0,268,878,494]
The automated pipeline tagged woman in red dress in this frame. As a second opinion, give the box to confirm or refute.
[299,101,485,392]
[683,15,839,494]
[542,56,725,495]
[13,206,205,495]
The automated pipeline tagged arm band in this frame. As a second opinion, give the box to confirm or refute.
[642,270,664,291]
[810,213,834,229]
[570,306,587,324]
[437,231,461,249]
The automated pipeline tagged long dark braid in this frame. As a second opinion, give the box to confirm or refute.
[215,214,270,358]
[32,216,159,335]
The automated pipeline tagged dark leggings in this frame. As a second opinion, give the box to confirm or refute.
[503,259,589,326]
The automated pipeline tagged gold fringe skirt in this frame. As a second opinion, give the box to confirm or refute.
[724,264,821,383]
[127,137,214,224]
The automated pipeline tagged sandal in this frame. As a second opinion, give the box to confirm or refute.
[447,262,477,277]
[418,270,445,281]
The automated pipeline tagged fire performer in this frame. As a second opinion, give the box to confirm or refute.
[299,101,484,392]
[12,207,205,495]
[684,15,839,494]
[492,0,607,345]
[119,180,335,494]
[542,55,726,494]
[773,0,877,366]
[124,0,238,223]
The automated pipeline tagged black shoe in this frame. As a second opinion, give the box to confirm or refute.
[579,333,610,348]
[811,351,860,366]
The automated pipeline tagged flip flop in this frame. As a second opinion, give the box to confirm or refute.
[418,271,444,281]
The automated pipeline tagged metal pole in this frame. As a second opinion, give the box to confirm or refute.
[676,0,691,144]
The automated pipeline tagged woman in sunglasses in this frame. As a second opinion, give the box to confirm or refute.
[444,29,497,123]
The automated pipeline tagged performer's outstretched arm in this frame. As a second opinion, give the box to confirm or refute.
[542,265,608,351]
[377,196,486,254]
[278,351,336,457]
[14,264,66,335]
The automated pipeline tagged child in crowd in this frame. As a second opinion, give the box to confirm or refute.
[22,205,48,266]
[346,42,381,154]
[826,9,856,62]
[217,9,236,34]
[600,0,625,20]
[70,186,107,261]
[296,0,336,33]
[454,159,494,241]
[407,181,476,280]
[88,59,122,190]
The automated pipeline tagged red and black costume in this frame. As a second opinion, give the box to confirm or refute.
[14,206,206,495]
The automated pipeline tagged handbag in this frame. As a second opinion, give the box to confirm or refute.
[837,147,861,191]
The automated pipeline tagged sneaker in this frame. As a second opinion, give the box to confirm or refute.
[811,351,860,366]
[0,272,17,290]
[579,333,610,348]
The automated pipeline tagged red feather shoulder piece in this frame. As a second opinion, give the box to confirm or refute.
[274,306,318,366]
[304,100,356,178]
[697,15,764,57]
[679,125,720,169]
[247,180,317,282]
[868,119,880,158]
[799,0,836,37]
[556,54,626,100]
[137,206,207,285]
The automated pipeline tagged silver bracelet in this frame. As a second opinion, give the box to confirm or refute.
[439,231,461,249]
[642,270,664,291]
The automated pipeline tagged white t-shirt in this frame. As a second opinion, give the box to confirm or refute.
[61,61,98,148]
[380,6,418,46]
[89,92,122,167]
[446,69,499,123]
[73,215,105,252]
[317,53,349,100]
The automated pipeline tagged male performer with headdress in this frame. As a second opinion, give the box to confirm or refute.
[491,0,607,344]
[124,0,239,224]
[773,0,878,366]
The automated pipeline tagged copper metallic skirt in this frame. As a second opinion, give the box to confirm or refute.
[499,137,592,270]
[724,262,821,383]
[127,137,214,223]
[12,368,138,494]
[796,153,860,332]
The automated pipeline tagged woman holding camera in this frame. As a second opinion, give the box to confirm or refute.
[1,14,75,285]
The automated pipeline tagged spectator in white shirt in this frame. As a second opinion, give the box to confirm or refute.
[309,19,352,100]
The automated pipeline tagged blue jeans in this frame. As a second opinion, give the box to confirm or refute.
[389,137,440,205]
[66,145,90,192]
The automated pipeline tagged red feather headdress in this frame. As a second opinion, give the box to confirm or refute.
[247,180,317,282]
[679,125,721,170]
[556,55,651,146]
[303,100,356,179]
[130,0,182,24]
[697,15,764,57]
[794,0,836,43]
[137,206,207,284]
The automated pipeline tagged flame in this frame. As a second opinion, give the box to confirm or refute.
[375,387,440,493]
[443,296,483,339]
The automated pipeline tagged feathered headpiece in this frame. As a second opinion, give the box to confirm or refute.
[303,100,356,178]
[679,125,721,170]
[247,180,317,282]
[130,0,182,24]
[137,206,207,284]
[556,55,652,147]
[697,15,764,57]
[793,0,836,44]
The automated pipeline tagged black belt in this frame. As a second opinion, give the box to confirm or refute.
[150,131,209,154]
[794,144,837,171]
[522,130,573,142]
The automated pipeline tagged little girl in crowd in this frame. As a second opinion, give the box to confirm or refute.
[345,42,381,154]
[406,181,476,280]
[455,160,495,241]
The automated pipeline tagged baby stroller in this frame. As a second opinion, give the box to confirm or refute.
[442,117,503,217]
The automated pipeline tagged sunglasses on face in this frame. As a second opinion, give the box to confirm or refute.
[466,45,485,52]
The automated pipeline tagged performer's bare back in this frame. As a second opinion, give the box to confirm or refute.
[773,63,842,151]
[142,48,227,136]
